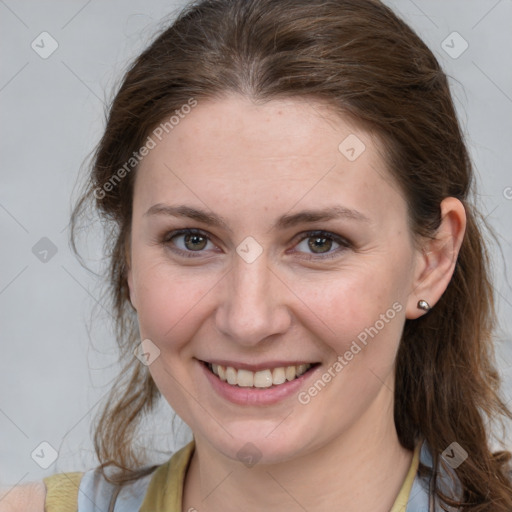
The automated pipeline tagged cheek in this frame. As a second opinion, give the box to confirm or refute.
[132,259,215,349]
[291,262,407,362]
[311,267,401,316]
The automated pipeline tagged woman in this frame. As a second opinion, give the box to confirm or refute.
[5,0,511,510]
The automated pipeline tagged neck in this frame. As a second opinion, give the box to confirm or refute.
[182,387,414,512]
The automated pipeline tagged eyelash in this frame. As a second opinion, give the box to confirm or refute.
[161,228,352,260]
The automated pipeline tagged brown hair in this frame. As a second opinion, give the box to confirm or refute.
[70,0,512,509]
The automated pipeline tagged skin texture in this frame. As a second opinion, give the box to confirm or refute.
[0,481,46,512]
[126,94,466,512]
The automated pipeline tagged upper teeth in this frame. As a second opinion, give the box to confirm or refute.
[209,363,313,388]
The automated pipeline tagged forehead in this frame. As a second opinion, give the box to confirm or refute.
[143,96,375,169]
[133,95,405,225]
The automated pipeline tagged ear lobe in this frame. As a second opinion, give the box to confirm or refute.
[405,197,466,319]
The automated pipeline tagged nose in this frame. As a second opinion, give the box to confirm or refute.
[214,252,292,347]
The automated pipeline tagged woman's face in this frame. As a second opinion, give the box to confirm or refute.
[127,95,422,464]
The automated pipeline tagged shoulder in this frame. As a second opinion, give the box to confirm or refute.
[0,480,46,512]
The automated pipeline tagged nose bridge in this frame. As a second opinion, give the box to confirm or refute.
[215,252,290,345]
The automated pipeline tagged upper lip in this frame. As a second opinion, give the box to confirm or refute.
[199,359,319,372]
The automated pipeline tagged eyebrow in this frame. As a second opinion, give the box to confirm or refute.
[144,204,370,232]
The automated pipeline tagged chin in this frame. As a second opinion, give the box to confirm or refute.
[195,418,319,466]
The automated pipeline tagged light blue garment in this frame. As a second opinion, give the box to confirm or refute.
[406,440,463,512]
[77,469,153,512]
[77,440,460,511]
[406,442,433,511]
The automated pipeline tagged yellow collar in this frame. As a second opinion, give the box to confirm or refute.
[140,439,421,511]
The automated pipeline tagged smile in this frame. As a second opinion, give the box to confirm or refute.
[198,359,321,406]
[204,361,318,388]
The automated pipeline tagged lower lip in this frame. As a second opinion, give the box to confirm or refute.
[199,360,320,406]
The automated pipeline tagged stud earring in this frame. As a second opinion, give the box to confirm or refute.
[417,299,431,312]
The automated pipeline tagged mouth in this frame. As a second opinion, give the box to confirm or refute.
[201,360,321,389]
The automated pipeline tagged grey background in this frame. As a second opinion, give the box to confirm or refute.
[1,0,511,488]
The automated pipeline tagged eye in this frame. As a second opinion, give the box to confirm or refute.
[292,230,351,260]
[161,228,351,260]
[163,228,217,257]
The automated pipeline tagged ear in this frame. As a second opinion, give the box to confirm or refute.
[125,233,137,311]
[405,197,466,319]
